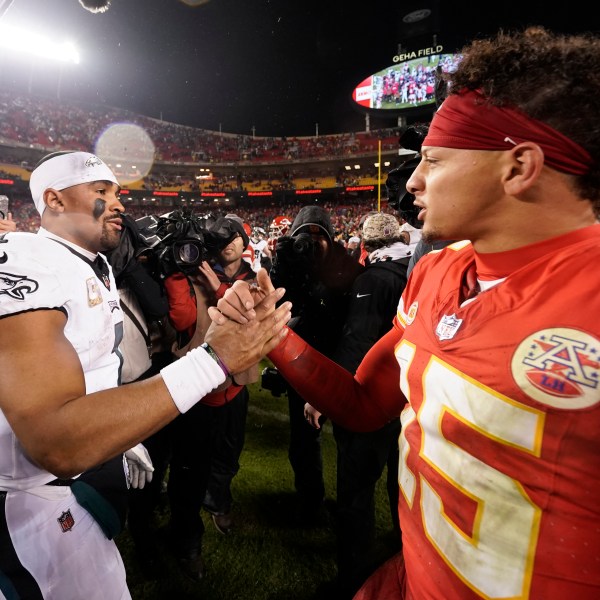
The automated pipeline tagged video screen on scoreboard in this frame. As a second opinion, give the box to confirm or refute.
[352,53,461,111]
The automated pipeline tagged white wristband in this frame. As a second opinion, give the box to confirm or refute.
[160,346,227,413]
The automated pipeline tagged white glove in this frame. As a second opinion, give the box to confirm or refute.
[124,443,154,489]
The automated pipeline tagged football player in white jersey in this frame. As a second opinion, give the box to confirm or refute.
[0,151,290,599]
[249,226,272,272]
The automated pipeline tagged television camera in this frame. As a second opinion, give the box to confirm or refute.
[132,209,214,276]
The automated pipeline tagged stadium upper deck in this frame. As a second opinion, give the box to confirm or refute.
[0,89,419,209]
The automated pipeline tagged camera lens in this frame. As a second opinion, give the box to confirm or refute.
[292,233,314,255]
[178,242,201,264]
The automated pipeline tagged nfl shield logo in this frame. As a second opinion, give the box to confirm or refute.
[436,314,463,340]
[58,509,75,533]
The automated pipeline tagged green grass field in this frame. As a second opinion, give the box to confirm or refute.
[116,361,399,599]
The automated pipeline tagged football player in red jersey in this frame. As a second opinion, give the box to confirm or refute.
[267,215,292,254]
[211,27,600,600]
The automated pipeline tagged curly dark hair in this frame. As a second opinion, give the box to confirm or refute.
[363,236,406,253]
[443,26,600,211]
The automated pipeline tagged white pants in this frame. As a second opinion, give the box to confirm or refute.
[1,487,130,600]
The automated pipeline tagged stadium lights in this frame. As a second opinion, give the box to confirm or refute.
[195,168,212,180]
[0,24,80,64]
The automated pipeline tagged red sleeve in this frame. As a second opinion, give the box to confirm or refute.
[215,282,230,300]
[163,273,197,333]
[268,325,406,431]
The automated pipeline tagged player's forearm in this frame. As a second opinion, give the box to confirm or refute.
[18,346,228,478]
[29,376,179,478]
[18,314,289,478]
[268,328,396,432]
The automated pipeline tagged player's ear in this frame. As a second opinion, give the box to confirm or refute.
[502,142,544,195]
[44,189,66,213]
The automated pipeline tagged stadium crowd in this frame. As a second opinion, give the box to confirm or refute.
[0,90,400,165]
[0,84,405,240]
[7,195,390,243]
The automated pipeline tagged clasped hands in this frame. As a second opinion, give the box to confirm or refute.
[203,269,291,374]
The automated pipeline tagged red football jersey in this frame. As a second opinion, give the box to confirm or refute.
[395,227,600,600]
[267,236,277,254]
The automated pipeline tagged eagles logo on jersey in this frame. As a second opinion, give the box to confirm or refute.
[0,271,39,300]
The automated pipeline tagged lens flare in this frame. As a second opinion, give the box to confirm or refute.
[94,123,155,185]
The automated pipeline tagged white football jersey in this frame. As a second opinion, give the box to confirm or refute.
[0,231,123,490]
[249,239,268,272]
[400,222,423,256]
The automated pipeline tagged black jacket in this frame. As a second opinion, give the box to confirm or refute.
[270,206,363,356]
[332,257,409,374]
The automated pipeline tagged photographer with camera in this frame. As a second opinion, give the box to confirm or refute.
[390,109,456,278]
[201,214,259,534]
[105,212,174,384]
[303,211,410,598]
[269,205,363,523]
[104,212,180,578]
[388,132,457,277]
[158,212,258,579]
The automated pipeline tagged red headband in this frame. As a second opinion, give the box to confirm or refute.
[423,89,592,175]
